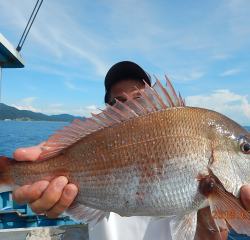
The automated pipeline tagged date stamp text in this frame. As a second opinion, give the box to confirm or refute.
[212,211,250,219]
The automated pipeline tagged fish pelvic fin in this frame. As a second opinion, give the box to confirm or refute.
[200,176,250,236]
[65,202,110,229]
[39,75,185,161]
[170,212,197,240]
[0,156,19,193]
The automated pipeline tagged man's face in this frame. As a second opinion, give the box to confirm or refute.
[108,79,145,105]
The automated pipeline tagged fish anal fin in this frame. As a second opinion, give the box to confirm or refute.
[65,203,110,227]
[170,212,197,240]
[206,179,250,236]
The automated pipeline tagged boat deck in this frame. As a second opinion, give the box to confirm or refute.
[0,224,89,240]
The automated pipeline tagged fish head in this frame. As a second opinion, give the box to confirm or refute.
[207,111,250,196]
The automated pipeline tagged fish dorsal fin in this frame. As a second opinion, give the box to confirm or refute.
[39,75,185,160]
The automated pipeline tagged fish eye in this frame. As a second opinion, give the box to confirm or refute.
[240,142,250,154]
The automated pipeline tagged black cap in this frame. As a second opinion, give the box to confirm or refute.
[104,61,151,103]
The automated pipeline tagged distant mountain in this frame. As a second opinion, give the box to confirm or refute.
[0,103,85,122]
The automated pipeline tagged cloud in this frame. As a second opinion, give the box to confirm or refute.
[186,90,250,125]
[0,0,110,77]
[85,105,97,110]
[49,103,63,107]
[10,97,101,117]
[220,69,241,76]
[212,54,231,60]
[70,106,101,117]
[1,0,250,80]
[42,105,101,117]
[65,82,86,92]
[59,40,109,76]
[11,97,41,112]
[186,89,243,106]
[226,0,250,41]
[42,109,66,115]
[169,71,205,82]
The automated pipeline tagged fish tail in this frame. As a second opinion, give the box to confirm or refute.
[0,156,18,193]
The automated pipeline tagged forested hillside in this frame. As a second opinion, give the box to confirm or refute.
[0,103,85,122]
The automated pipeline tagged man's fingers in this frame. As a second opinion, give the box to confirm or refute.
[46,184,78,218]
[28,177,68,214]
[12,181,50,205]
[241,185,250,211]
[12,143,78,218]
[197,207,228,232]
[12,177,78,218]
[13,142,48,161]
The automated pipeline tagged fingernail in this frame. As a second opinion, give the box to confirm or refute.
[242,185,250,199]
[55,178,68,191]
[38,182,49,194]
[65,185,78,198]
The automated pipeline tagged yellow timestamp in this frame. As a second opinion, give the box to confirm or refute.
[212,211,250,219]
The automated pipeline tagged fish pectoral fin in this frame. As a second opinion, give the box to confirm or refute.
[170,212,197,240]
[207,182,250,236]
[65,202,110,229]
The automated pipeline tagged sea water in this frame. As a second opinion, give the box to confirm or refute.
[0,121,70,158]
[0,121,250,239]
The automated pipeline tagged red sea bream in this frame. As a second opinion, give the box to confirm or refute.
[1,76,250,240]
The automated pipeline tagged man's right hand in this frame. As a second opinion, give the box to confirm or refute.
[12,142,78,218]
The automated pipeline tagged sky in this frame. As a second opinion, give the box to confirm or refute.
[0,0,250,125]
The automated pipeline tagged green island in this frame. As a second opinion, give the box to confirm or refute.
[0,103,85,122]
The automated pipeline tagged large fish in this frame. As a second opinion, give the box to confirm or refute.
[0,76,250,240]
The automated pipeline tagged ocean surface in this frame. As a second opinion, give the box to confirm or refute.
[0,121,250,239]
[0,121,70,158]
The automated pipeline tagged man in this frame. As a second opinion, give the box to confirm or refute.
[13,61,250,239]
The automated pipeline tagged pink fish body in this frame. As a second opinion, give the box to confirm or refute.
[0,76,250,240]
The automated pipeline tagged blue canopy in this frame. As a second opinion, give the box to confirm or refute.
[0,33,25,68]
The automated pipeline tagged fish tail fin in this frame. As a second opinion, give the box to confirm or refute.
[201,176,250,236]
[0,156,18,193]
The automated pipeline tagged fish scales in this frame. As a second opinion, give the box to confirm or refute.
[1,77,250,240]
[74,107,210,216]
[6,108,210,216]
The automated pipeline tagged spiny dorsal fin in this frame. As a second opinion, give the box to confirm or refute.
[39,76,185,160]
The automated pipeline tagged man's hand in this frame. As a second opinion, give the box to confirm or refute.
[12,143,78,218]
[240,185,250,211]
[195,185,250,239]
